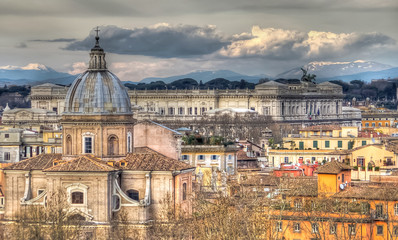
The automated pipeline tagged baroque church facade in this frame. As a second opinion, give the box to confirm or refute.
[1,33,194,238]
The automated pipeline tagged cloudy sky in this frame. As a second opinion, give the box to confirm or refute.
[0,0,397,81]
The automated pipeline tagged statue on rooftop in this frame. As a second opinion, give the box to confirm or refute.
[300,67,316,84]
[211,169,218,191]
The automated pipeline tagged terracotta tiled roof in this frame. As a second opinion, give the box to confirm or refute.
[44,155,117,172]
[300,125,341,131]
[316,161,352,174]
[3,154,62,171]
[120,148,194,171]
[281,177,318,197]
[333,184,398,201]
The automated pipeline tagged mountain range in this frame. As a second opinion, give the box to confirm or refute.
[139,70,268,84]
[0,60,397,87]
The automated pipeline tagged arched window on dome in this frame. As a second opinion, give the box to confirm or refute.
[66,135,72,155]
[108,135,119,156]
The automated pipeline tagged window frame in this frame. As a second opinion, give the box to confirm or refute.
[82,132,95,154]
[3,152,10,161]
[293,222,300,232]
[329,224,337,235]
[395,203,398,216]
[71,191,84,204]
[377,225,384,235]
[126,189,139,201]
[182,183,187,201]
[312,223,319,234]
[276,221,282,232]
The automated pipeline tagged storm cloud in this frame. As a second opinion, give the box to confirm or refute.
[65,24,229,58]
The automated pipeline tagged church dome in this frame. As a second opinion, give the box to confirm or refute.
[64,30,131,115]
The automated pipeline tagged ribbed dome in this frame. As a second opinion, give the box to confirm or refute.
[64,70,132,114]
[64,29,131,115]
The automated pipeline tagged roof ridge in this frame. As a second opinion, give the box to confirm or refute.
[84,155,113,170]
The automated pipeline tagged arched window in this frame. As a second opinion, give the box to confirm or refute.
[126,189,139,201]
[71,191,84,204]
[182,183,187,201]
[66,135,72,155]
[108,135,119,156]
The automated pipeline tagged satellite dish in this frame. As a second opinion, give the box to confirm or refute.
[340,184,345,190]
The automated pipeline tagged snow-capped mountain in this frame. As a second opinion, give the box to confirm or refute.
[0,63,74,86]
[276,60,394,80]
[140,70,267,84]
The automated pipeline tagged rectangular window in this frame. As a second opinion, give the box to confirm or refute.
[338,141,342,148]
[284,157,289,163]
[84,137,92,154]
[168,107,175,115]
[313,141,318,148]
[4,134,9,138]
[178,107,184,115]
[228,155,232,160]
[197,155,204,161]
[312,223,319,233]
[4,152,10,161]
[182,155,189,161]
[71,191,84,204]
[159,107,165,115]
[394,226,398,236]
[299,142,304,150]
[358,157,364,167]
[348,141,354,149]
[0,197,4,207]
[348,224,356,235]
[188,107,192,115]
[376,205,384,218]
[341,174,345,182]
[362,140,366,146]
[211,155,218,160]
[194,107,198,115]
[182,183,187,201]
[329,224,336,235]
[395,203,398,215]
[325,141,330,148]
[276,222,282,232]
[377,225,383,235]
[263,107,270,115]
[293,222,300,232]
